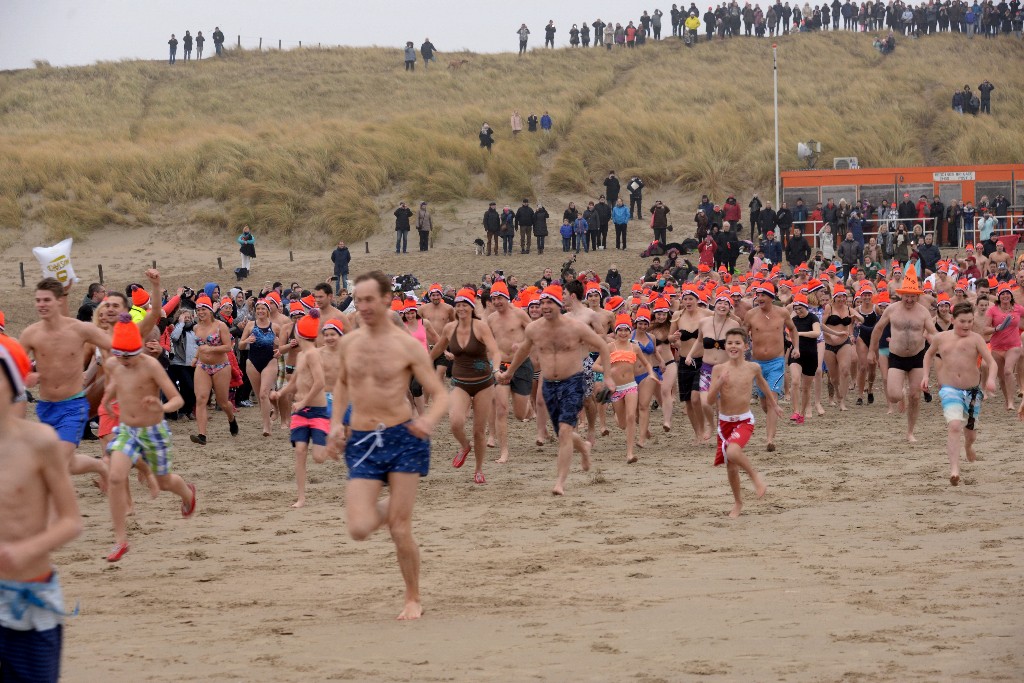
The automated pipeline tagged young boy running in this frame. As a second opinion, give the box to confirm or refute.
[0,338,82,682]
[104,314,196,562]
[706,328,781,517]
[921,302,997,486]
[271,309,334,508]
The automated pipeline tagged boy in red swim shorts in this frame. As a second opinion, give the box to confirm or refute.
[706,328,783,517]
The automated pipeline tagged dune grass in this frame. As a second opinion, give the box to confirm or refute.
[0,35,1021,244]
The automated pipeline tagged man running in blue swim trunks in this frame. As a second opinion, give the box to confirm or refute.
[327,271,448,621]
[0,339,83,683]
[498,284,616,496]
[742,282,799,452]
[20,278,113,488]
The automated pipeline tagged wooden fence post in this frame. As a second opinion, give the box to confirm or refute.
[217,257,223,270]
[98,264,104,285]
[19,262,25,287]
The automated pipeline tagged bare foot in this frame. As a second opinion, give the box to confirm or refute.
[397,601,423,620]
[487,439,496,448]
[728,502,743,518]
[600,428,610,437]
[551,484,565,496]
[949,473,960,486]
[636,440,646,449]
[754,475,767,498]
[766,442,776,452]
[262,431,271,437]
[535,439,545,446]
[626,455,638,464]
[291,499,306,509]
[644,429,652,439]
[966,446,977,463]
[897,400,905,414]
[580,440,592,472]
[816,405,826,417]
[907,432,917,444]
[662,423,671,433]
[839,403,847,412]
[496,452,509,464]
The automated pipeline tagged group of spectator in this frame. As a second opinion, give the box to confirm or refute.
[478,112,553,151]
[512,1,1024,50]
[403,39,438,70]
[166,27,225,64]
[952,80,996,114]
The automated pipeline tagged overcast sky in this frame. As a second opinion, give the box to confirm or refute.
[0,0,715,71]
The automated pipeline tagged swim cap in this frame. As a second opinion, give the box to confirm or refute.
[296,308,320,341]
[111,312,143,356]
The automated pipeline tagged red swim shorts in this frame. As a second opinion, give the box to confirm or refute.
[715,412,755,466]
[98,401,120,438]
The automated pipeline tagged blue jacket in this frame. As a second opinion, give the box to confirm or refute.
[611,205,631,224]
[760,238,782,265]
[560,222,573,238]
[540,114,552,130]
[572,217,588,235]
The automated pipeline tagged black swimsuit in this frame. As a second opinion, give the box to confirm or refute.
[824,314,852,354]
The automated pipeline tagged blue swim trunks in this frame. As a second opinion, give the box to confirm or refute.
[345,422,430,482]
[325,392,333,418]
[939,385,982,430]
[35,394,89,446]
[542,372,587,430]
[0,570,69,683]
[753,356,785,398]
[290,406,330,447]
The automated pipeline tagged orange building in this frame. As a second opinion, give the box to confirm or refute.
[780,163,1023,246]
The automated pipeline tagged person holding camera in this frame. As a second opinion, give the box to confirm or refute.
[169,307,198,420]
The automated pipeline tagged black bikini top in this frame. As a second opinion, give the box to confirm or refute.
[678,328,699,341]
[825,315,852,326]
[703,337,726,350]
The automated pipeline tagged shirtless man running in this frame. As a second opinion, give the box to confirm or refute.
[0,340,82,682]
[486,281,532,463]
[498,285,615,495]
[869,265,933,443]
[419,284,455,382]
[21,279,111,486]
[327,271,447,620]
[564,280,610,444]
[742,282,799,452]
[921,302,997,485]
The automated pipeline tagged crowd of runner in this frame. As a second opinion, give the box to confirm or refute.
[1,233,1022,672]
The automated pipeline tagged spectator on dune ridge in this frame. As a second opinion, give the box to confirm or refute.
[195,31,205,59]
[517,24,531,54]
[420,38,437,68]
[182,31,193,61]
[331,240,351,287]
[213,26,225,56]
[168,34,178,65]
[403,42,416,71]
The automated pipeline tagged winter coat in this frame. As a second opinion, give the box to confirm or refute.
[722,199,741,223]
[649,204,670,229]
[499,210,516,236]
[394,207,413,231]
[515,205,535,230]
[594,201,612,227]
[483,208,501,234]
[611,205,630,225]
[533,207,550,236]
[416,207,432,232]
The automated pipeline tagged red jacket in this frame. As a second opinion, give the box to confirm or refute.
[722,200,741,222]
[915,200,928,219]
